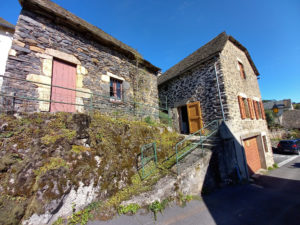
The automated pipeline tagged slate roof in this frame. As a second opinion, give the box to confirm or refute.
[0,17,15,31]
[18,0,160,73]
[158,32,259,85]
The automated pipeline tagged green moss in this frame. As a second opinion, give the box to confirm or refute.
[34,157,68,176]
[41,129,76,145]
[0,111,182,224]
[71,145,91,154]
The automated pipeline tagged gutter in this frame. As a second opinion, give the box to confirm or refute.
[214,54,225,121]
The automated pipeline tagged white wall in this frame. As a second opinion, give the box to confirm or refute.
[0,30,13,89]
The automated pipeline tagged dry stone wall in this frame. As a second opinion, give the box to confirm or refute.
[158,57,228,131]
[1,9,158,117]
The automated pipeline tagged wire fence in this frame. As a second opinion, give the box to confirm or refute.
[0,75,172,125]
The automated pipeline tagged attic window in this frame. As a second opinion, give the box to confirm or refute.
[238,62,246,79]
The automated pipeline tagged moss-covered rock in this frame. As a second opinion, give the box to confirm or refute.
[0,112,181,224]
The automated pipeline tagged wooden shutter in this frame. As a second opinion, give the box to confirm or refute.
[248,98,255,120]
[238,96,246,119]
[253,101,259,119]
[187,101,203,134]
[260,101,266,120]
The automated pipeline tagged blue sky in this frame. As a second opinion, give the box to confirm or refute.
[1,0,300,102]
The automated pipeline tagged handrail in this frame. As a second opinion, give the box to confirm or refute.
[0,74,167,111]
[175,119,222,174]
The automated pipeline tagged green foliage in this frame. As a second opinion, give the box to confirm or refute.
[144,116,155,125]
[68,202,101,225]
[53,217,64,225]
[177,192,194,207]
[118,203,140,215]
[294,104,300,109]
[148,199,170,221]
[149,200,164,221]
[273,163,278,168]
[265,110,275,128]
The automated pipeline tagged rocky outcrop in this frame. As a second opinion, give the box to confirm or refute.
[0,112,180,225]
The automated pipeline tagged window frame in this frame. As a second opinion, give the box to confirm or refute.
[110,77,123,102]
[238,61,246,79]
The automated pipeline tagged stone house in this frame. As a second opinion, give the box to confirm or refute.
[0,18,15,90]
[158,32,274,176]
[1,0,160,116]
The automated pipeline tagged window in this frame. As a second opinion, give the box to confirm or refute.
[110,78,122,101]
[238,96,251,119]
[238,62,246,79]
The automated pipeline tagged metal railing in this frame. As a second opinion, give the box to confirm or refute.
[139,142,157,179]
[175,120,221,174]
[0,75,172,125]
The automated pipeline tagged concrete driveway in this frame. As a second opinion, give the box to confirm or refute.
[89,156,300,225]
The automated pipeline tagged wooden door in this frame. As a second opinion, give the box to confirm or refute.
[50,59,76,112]
[187,101,203,134]
[244,137,262,174]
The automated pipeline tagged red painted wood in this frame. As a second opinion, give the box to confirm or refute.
[50,59,76,112]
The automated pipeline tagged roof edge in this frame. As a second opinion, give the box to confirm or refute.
[228,36,259,76]
[18,0,160,73]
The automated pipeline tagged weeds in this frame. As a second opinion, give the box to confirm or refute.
[148,199,169,221]
[118,203,140,215]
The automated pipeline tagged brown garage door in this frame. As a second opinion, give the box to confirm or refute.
[244,137,261,174]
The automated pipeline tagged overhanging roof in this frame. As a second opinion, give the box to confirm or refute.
[158,32,259,85]
[18,0,160,73]
[0,17,15,32]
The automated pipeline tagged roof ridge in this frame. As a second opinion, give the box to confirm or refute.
[158,32,229,85]
[18,0,160,73]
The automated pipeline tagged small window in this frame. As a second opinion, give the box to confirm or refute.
[238,62,246,79]
[110,78,123,101]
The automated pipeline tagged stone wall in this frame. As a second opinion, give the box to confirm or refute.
[1,9,159,117]
[158,57,228,132]
[281,110,300,129]
[220,41,274,168]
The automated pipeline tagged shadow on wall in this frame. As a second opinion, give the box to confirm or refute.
[200,121,251,195]
[202,174,300,225]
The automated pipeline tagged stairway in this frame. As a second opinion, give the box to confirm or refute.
[174,133,221,174]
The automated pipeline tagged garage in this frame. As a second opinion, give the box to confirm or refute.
[244,136,262,174]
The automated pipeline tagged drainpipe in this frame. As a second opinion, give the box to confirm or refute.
[214,55,225,121]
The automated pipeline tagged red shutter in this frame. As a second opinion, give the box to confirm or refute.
[248,99,255,120]
[238,96,246,119]
[260,101,266,120]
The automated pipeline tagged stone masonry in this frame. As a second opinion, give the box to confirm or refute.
[1,0,159,118]
[158,57,227,131]
[158,32,274,179]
